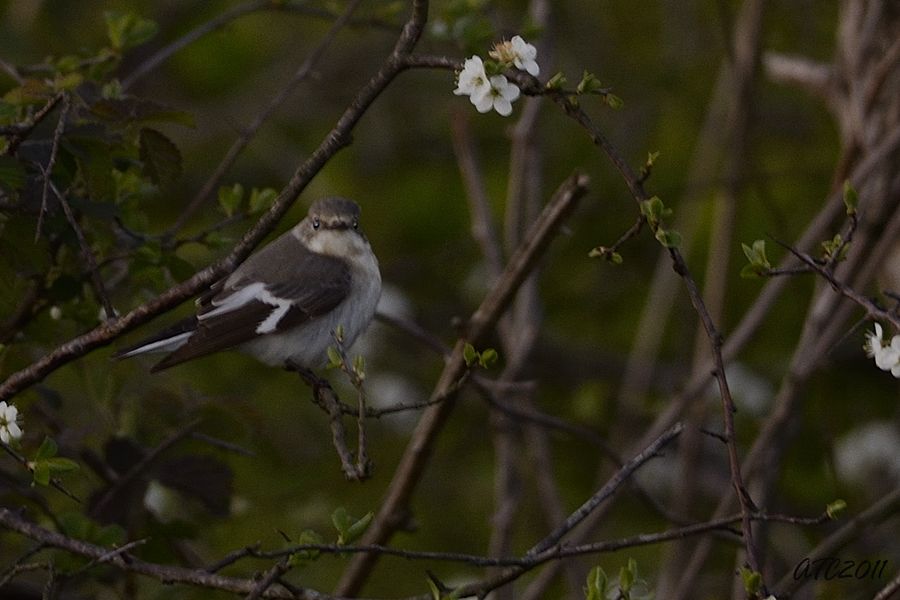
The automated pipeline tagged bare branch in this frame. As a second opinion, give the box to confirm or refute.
[166,0,365,235]
[0,508,320,599]
[336,171,589,595]
[774,487,900,596]
[0,0,431,403]
[90,419,201,518]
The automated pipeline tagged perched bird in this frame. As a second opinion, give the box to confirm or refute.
[116,196,381,372]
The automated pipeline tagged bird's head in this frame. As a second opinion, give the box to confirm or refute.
[297,196,370,258]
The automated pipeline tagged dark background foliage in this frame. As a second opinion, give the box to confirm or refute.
[1,1,898,599]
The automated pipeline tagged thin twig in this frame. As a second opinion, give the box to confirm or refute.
[0,502,829,600]
[245,559,292,600]
[3,92,63,157]
[774,486,900,596]
[34,94,70,243]
[453,423,684,597]
[0,0,430,403]
[48,182,117,320]
[122,0,277,91]
[450,110,504,278]
[0,440,80,503]
[0,508,315,599]
[90,419,201,518]
[336,171,589,595]
[291,362,366,481]
[774,239,900,330]
[122,0,395,91]
[166,0,366,235]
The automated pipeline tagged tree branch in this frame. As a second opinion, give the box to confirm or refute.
[335,171,589,595]
[0,0,430,403]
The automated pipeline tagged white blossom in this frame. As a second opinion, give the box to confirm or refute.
[454,56,490,98]
[509,35,540,76]
[0,401,23,445]
[472,75,521,116]
[490,35,540,76]
[864,323,900,377]
[49,305,62,320]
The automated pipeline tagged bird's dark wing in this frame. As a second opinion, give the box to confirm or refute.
[150,243,351,372]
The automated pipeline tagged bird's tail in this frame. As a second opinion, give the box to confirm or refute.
[113,316,198,360]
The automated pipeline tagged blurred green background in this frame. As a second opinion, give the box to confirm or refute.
[1,1,897,599]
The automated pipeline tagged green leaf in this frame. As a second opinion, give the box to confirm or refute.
[584,565,608,600]
[352,355,366,380]
[640,150,660,180]
[0,100,19,124]
[217,183,244,217]
[35,436,59,460]
[331,506,352,535]
[101,79,123,99]
[43,457,80,475]
[32,462,51,486]
[30,437,78,486]
[576,70,604,94]
[139,128,182,187]
[53,72,83,92]
[3,79,53,106]
[619,558,636,592]
[740,263,765,279]
[342,511,373,545]
[640,196,665,223]
[427,578,442,600]
[249,187,277,214]
[105,11,159,51]
[605,93,624,110]
[545,71,567,90]
[331,507,372,545]
[826,498,847,520]
[463,342,477,366]
[588,246,623,264]
[741,239,771,273]
[478,348,498,368]
[65,136,116,202]
[326,346,343,369]
[0,156,27,191]
[654,228,682,248]
[289,529,324,564]
[821,233,849,262]
[842,180,858,215]
[739,567,762,594]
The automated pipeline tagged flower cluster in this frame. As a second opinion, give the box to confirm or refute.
[0,401,23,445]
[453,36,539,117]
[864,323,900,377]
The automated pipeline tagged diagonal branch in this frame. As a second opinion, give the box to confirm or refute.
[0,508,317,599]
[335,171,589,596]
[166,0,365,235]
[0,0,431,403]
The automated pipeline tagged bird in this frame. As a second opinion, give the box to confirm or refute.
[115,196,381,373]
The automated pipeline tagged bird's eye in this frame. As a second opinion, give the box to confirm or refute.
[352,219,359,230]
[312,217,320,230]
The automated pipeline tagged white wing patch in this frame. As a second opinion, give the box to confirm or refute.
[255,290,293,334]
[198,282,294,335]
[200,283,266,319]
